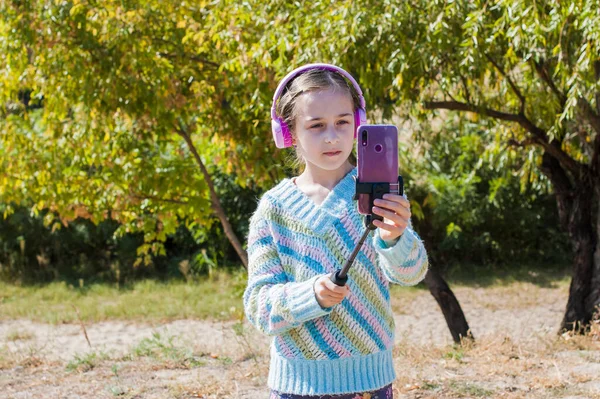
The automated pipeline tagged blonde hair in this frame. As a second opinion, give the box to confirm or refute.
[276,69,360,171]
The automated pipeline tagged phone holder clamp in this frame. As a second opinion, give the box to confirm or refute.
[352,176,404,229]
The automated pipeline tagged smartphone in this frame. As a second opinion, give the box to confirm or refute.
[356,124,399,215]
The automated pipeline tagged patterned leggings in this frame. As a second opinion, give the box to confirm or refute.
[269,384,393,399]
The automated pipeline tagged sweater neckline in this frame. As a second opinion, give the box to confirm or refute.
[271,168,357,235]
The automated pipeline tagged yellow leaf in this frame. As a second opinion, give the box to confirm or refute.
[69,4,84,16]
[394,73,403,87]
[193,32,204,45]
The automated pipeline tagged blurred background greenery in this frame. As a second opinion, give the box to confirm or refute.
[4,0,598,291]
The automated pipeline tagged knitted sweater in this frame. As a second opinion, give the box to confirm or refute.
[243,168,428,395]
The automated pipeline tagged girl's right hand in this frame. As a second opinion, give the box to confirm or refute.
[314,275,350,308]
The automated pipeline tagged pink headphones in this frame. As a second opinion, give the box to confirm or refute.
[270,63,367,149]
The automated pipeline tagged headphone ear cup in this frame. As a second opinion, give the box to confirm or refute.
[272,118,294,148]
[280,121,293,148]
[354,108,368,138]
[271,118,285,149]
[358,108,367,125]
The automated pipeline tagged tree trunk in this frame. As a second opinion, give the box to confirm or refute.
[586,192,600,321]
[560,191,596,331]
[177,123,249,269]
[540,153,600,332]
[424,267,473,343]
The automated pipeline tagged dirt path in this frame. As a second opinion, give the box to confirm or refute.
[1,283,599,398]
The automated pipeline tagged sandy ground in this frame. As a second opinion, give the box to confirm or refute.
[1,283,599,398]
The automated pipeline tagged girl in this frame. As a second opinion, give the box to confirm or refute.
[243,64,429,399]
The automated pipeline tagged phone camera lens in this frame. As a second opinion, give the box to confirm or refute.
[361,130,368,146]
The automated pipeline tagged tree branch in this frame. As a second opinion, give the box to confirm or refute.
[175,121,248,268]
[158,52,220,69]
[458,71,472,104]
[5,173,28,181]
[485,53,526,114]
[424,100,521,122]
[533,59,567,108]
[433,75,458,103]
[424,100,585,177]
[130,193,189,205]
[440,54,470,103]
[531,59,600,176]
[507,138,538,148]
[578,98,600,137]
[570,124,595,158]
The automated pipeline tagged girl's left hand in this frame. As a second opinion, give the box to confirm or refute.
[371,194,411,242]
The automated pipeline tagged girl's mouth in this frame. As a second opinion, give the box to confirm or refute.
[323,151,342,157]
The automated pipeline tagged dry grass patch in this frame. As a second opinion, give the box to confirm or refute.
[389,285,423,314]
[0,342,46,370]
[2,268,598,398]
[460,284,568,311]
[392,330,600,398]
[4,328,34,342]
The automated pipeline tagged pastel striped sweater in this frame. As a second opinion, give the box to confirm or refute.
[243,168,428,396]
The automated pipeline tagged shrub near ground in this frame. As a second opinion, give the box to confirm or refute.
[0,170,262,284]
[399,118,571,269]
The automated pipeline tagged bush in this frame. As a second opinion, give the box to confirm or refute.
[0,171,262,284]
[401,120,571,269]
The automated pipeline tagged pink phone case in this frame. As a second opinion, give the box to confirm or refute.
[356,124,399,215]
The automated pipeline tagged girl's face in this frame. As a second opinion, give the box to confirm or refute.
[292,88,355,174]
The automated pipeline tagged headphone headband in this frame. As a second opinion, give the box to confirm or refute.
[270,63,367,148]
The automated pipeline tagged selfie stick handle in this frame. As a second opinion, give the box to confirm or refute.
[329,175,404,287]
[329,217,376,286]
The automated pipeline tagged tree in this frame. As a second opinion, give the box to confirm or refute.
[1,0,476,342]
[0,0,284,268]
[214,0,599,333]
[352,0,600,331]
[9,0,592,338]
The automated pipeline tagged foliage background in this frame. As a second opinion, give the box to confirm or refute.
[3,0,590,284]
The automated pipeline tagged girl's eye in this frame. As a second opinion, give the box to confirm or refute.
[309,120,349,129]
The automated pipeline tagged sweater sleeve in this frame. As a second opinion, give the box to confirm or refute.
[243,200,333,336]
[372,194,429,286]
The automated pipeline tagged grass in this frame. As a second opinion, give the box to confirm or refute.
[1,263,598,398]
[0,271,247,324]
[130,332,206,368]
[439,262,572,288]
[7,329,597,398]
[448,381,495,397]
[66,351,110,373]
[61,332,207,376]
[0,264,573,325]
[442,345,465,362]
[391,330,600,399]
[5,329,34,342]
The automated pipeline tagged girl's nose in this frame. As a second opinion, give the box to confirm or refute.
[324,126,340,143]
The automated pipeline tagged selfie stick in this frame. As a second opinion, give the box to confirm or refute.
[329,176,404,286]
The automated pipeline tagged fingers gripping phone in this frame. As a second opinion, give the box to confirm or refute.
[331,124,402,287]
[355,124,401,220]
